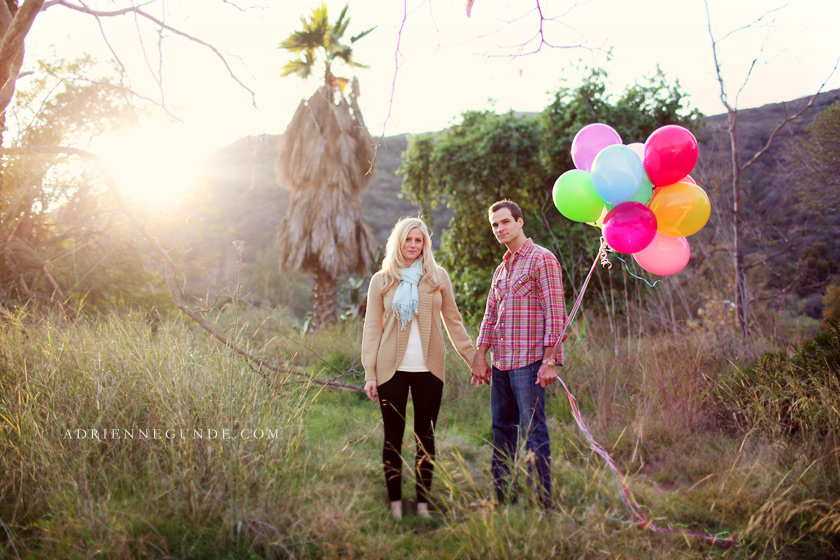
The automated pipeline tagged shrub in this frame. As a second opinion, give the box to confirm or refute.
[715,320,840,439]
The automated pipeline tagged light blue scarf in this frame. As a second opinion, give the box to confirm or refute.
[392,259,422,330]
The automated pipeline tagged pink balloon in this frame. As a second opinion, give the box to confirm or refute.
[602,202,657,254]
[571,123,622,172]
[633,232,691,275]
[643,125,699,187]
[627,142,645,161]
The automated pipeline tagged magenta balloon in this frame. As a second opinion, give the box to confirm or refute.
[602,201,657,254]
[643,125,699,187]
[571,123,622,172]
[633,232,691,275]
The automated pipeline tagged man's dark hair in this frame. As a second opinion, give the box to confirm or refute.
[488,199,523,222]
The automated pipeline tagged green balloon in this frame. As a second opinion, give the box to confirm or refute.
[552,169,605,222]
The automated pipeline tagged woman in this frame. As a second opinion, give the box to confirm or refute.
[362,217,475,520]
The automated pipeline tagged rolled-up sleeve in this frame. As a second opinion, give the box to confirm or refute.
[476,265,502,348]
[536,252,566,362]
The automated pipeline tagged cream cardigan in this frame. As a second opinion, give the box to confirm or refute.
[362,266,476,386]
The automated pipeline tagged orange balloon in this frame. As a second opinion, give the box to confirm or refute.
[648,181,710,236]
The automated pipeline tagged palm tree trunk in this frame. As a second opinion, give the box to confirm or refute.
[311,262,338,330]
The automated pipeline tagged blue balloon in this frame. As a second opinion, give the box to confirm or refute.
[591,144,645,205]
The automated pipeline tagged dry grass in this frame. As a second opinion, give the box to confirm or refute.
[1,308,838,558]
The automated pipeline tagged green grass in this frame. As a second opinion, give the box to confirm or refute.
[1,308,839,558]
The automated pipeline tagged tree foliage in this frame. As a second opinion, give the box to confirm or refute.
[0,58,166,312]
[791,103,840,217]
[782,103,840,300]
[279,2,375,87]
[399,67,700,324]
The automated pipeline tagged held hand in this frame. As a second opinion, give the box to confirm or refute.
[363,380,378,402]
[536,365,558,388]
[481,361,492,385]
[469,355,482,385]
[471,368,490,387]
[470,358,491,387]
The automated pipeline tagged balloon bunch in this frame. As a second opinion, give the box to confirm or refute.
[552,123,710,276]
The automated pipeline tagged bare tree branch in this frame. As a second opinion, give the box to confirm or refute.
[740,57,839,173]
[716,3,788,43]
[0,47,23,109]
[480,0,588,59]
[704,0,731,112]
[368,0,407,175]
[90,6,129,78]
[704,0,840,344]
[0,0,44,111]
[51,0,257,105]
[0,0,13,32]
[744,244,799,271]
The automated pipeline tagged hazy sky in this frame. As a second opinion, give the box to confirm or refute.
[22,0,840,204]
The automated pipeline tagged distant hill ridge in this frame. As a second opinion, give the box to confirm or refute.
[203,88,840,267]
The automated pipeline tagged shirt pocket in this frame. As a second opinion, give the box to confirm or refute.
[511,274,532,297]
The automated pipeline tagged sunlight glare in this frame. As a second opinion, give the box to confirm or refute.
[93,122,211,209]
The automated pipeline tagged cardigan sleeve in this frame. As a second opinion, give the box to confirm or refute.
[438,267,476,367]
[361,273,385,382]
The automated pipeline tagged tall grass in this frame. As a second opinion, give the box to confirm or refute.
[0,309,326,558]
[1,308,839,558]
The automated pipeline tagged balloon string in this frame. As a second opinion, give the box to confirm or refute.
[612,254,661,288]
[545,241,738,547]
[555,373,739,546]
[546,239,606,364]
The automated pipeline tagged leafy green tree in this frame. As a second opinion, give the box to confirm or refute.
[400,67,699,324]
[400,110,546,322]
[538,67,700,306]
[276,3,376,329]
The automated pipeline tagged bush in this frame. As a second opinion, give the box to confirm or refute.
[716,320,840,439]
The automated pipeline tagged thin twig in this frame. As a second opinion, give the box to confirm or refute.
[368,0,407,175]
[52,0,256,104]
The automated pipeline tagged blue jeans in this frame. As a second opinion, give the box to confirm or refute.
[491,360,551,506]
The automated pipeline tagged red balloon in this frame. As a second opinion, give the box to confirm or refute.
[643,125,699,187]
[602,202,657,254]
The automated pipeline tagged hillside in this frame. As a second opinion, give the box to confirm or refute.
[194,89,840,313]
[200,132,450,251]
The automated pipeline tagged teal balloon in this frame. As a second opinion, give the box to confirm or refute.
[553,169,605,223]
[591,144,644,204]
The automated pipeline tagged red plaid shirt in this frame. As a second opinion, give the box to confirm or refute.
[477,238,566,371]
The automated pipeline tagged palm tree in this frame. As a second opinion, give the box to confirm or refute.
[276,3,376,329]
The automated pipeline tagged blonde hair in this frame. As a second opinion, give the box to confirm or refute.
[380,217,439,291]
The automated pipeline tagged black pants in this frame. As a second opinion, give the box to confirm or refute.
[377,370,444,503]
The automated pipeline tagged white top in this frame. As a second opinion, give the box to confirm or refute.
[397,319,428,372]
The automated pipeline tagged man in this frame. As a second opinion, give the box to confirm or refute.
[471,199,566,508]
